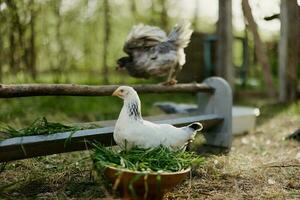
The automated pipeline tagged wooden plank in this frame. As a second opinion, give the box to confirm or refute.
[0,83,214,98]
[0,114,223,162]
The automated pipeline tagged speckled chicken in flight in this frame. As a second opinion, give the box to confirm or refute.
[117,22,193,85]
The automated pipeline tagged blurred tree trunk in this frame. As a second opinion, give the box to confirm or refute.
[159,0,168,29]
[130,0,138,23]
[0,0,4,82]
[6,0,31,76]
[242,0,276,98]
[0,30,3,82]
[8,26,16,73]
[102,0,111,84]
[13,2,28,74]
[83,0,90,69]
[6,0,18,73]
[29,0,37,80]
[279,0,300,102]
[150,0,156,24]
[217,0,234,88]
[53,0,65,82]
[192,0,200,30]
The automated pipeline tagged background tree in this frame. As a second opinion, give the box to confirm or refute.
[28,0,37,80]
[279,0,300,102]
[102,0,111,84]
[216,0,233,88]
[159,0,168,29]
[242,0,276,98]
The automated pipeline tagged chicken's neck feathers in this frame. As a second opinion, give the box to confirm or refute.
[121,95,142,121]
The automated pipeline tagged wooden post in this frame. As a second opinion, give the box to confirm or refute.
[217,0,234,89]
[279,0,300,102]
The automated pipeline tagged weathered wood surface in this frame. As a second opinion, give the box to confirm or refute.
[0,83,213,98]
[0,114,223,162]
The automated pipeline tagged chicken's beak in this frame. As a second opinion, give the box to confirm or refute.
[112,89,122,97]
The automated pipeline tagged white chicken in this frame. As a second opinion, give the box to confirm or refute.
[112,86,203,150]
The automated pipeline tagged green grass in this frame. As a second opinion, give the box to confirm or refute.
[0,93,196,128]
[0,117,98,141]
[92,144,205,173]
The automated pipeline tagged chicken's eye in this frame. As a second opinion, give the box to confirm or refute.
[120,89,124,93]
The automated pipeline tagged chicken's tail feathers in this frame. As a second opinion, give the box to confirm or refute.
[187,122,203,132]
[167,22,193,48]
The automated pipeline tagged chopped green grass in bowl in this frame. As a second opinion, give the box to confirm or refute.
[91,144,205,173]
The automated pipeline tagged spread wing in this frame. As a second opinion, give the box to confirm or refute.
[123,24,167,54]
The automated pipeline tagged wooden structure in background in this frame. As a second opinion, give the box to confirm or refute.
[279,0,300,102]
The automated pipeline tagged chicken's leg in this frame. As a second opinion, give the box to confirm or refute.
[163,63,182,85]
[163,64,179,85]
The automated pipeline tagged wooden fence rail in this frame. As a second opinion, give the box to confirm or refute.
[0,83,213,98]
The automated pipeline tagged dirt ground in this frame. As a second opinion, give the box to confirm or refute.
[0,102,299,200]
[167,103,300,200]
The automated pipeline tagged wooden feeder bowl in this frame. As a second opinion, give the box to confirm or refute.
[104,166,190,200]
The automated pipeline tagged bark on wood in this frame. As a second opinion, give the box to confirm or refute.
[102,0,111,84]
[217,0,234,89]
[0,83,213,98]
[279,0,300,102]
[242,0,276,98]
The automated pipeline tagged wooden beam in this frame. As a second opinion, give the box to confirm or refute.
[0,83,214,98]
[0,114,223,162]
